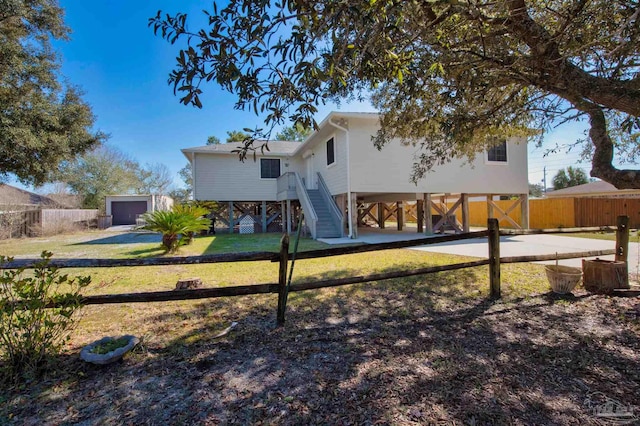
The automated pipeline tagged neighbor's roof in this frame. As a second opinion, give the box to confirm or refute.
[546,180,640,197]
[0,184,57,206]
[182,140,301,156]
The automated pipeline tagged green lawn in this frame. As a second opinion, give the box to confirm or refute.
[0,229,330,259]
[0,228,551,351]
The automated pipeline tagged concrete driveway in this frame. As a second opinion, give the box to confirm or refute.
[320,227,640,273]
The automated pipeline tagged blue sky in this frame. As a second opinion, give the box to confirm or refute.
[19,1,592,192]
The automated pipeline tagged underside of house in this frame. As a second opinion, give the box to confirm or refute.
[184,112,530,239]
[205,191,529,239]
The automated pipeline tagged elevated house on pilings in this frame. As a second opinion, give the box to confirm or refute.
[182,112,529,239]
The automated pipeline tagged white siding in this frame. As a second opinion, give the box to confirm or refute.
[194,153,291,201]
[188,113,529,202]
[302,125,349,194]
[347,117,528,195]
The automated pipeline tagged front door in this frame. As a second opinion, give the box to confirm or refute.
[306,155,315,189]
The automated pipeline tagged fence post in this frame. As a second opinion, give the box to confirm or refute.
[615,215,630,263]
[488,218,501,299]
[276,233,290,326]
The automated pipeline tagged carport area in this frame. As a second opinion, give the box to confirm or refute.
[319,226,640,273]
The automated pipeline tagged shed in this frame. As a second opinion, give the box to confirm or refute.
[105,195,173,225]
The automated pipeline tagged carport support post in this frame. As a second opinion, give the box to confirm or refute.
[397,201,404,231]
[350,192,358,238]
[520,194,530,229]
[615,215,630,262]
[487,194,494,220]
[488,218,501,299]
[462,193,470,233]
[261,201,267,233]
[228,202,234,234]
[377,203,386,229]
[276,234,290,326]
[425,193,433,235]
[416,199,424,233]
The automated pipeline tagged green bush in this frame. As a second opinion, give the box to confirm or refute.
[0,252,90,381]
[137,206,211,252]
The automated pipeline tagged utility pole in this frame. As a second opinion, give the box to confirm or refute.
[543,166,547,194]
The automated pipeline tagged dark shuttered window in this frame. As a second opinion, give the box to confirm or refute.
[326,138,335,166]
[487,141,507,162]
[260,158,281,178]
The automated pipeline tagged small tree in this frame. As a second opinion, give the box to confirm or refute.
[226,130,251,143]
[275,123,312,141]
[57,145,142,210]
[0,252,90,381]
[553,166,589,190]
[136,163,172,195]
[528,183,544,198]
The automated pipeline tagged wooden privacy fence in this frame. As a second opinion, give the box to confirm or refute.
[458,197,640,229]
[0,208,99,239]
[0,209,41,238]
[41,209,99,226]
[377,197,640,229]
[2,218,629,326]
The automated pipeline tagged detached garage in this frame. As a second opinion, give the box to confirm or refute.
[105,195,173,225]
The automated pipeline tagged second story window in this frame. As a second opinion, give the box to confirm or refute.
[260,158,281,178]
[326,137,335,166]
[487,141,507,162]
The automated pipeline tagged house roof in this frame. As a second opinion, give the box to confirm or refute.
[0,184,58,206]
[181,111,382,160]
[182,140,301,156]
[546,180,640,197]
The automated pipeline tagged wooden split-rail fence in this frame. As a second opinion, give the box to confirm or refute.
[1,217,630,326]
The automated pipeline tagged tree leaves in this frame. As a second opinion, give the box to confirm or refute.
[0,0,104,185]
[149,0,640,187]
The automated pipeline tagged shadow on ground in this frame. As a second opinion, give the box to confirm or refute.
[2,267,638,425]
[71,232,161,246]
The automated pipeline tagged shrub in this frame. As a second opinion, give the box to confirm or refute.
[137,207,211,252]
[0,252,90,381]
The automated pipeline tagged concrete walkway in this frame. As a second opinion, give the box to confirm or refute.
[319,227,640,272]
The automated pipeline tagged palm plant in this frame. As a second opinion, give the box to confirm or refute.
[171,204,211,244]
[137,208,211,252]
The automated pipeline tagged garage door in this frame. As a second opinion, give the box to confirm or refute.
[111,201,148,225]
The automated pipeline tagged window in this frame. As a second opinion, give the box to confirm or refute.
[260,158,280,179]
[487,141,507,162]
[326,137,335,166]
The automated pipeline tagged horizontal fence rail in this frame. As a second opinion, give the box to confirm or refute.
[3,217,632,326]
[288,230,490,261]
[0,251,278,270]
[500,249,617,264]
[1,231,490,269]
[73,283,280,306]
[500,226,617,236]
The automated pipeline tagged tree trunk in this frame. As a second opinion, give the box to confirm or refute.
[588,107,640,189]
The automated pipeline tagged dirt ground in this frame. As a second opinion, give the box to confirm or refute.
[2,282,639,425]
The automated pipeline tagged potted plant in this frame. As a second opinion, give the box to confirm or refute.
[80,335,139,365]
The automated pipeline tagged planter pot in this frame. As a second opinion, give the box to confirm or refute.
[545,265,582,294]
[80,335,139,365]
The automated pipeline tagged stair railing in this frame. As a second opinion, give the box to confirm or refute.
[316,173,345,237]
[293,172,318,239]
